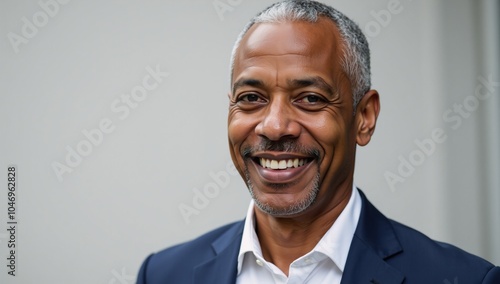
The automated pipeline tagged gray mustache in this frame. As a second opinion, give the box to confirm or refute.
[241,138,320,158]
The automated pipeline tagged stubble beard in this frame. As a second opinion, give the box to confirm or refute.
[240,137,322,216]
[244,168,321,217]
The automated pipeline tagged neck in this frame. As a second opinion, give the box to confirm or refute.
[254,184,353,276]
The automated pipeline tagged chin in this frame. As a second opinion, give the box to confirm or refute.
[247,172,321,217]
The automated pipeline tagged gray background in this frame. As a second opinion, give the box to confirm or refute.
[1,0,499,283]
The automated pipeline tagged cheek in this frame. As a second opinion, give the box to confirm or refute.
[301,112,353,168]
[302,114,342,150]
[228,114,250,145]
[227,112,261,158]
[228,114,250,178]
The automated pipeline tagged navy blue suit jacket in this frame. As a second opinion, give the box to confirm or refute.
[137,190,500,283]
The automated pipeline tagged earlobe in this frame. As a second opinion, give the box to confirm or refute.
[356,90,380,146]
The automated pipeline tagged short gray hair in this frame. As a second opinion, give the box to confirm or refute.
[229,0,371,108]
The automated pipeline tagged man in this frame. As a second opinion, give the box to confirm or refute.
[137,1,500,283]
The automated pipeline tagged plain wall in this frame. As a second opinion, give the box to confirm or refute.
[1,0,498,283]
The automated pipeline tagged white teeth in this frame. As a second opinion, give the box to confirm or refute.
[271,160,278,169]
[258,158,308,169]
[278,160,287,169]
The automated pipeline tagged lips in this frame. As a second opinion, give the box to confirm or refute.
[249,153,315,184]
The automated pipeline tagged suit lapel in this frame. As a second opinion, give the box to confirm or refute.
[341,190,405,284]
[341,236,404,284]
[193,221,244,284]
[192,190,405,284]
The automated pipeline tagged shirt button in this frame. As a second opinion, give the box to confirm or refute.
[256,259,264,266]
[304,258,312,264]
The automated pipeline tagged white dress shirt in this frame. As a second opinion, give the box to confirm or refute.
[236,185,361,284]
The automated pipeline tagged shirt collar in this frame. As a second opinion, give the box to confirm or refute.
[237,184,362,275]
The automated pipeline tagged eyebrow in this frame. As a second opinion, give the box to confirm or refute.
[287,76,335,97]
[231,76,335,97]
[232,78,265,96]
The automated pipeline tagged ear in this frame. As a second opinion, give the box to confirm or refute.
[355,90,380,146]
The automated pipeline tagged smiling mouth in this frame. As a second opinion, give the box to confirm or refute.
[254,157,313,170]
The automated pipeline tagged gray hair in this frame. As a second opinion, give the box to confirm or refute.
[229,0,371,109]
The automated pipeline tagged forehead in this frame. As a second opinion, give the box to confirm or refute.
[232,18,343,84]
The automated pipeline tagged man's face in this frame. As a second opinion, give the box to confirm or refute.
[228,19,359,218]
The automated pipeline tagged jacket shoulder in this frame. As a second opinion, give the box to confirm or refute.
[388,219,499,282]
[137,220,244,284]
[354,190,499,283]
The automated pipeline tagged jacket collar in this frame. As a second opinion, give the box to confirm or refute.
[193,189,405,284]
[341,190,405,284]
[193,221,244,284]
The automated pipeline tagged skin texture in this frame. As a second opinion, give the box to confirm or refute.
[227,18,380,275]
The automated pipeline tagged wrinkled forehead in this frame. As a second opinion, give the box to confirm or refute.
[232,18,344,82]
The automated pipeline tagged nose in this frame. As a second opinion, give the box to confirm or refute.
[255,96,301,141]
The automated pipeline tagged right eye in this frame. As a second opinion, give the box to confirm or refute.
[238,93,263,102]
[234,93,267,111]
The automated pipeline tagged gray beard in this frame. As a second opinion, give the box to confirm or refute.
[244,168,321,216]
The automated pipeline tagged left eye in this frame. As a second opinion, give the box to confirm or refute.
[297,94,325,104]
[294,94,328,111]
[302,95,321,103]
